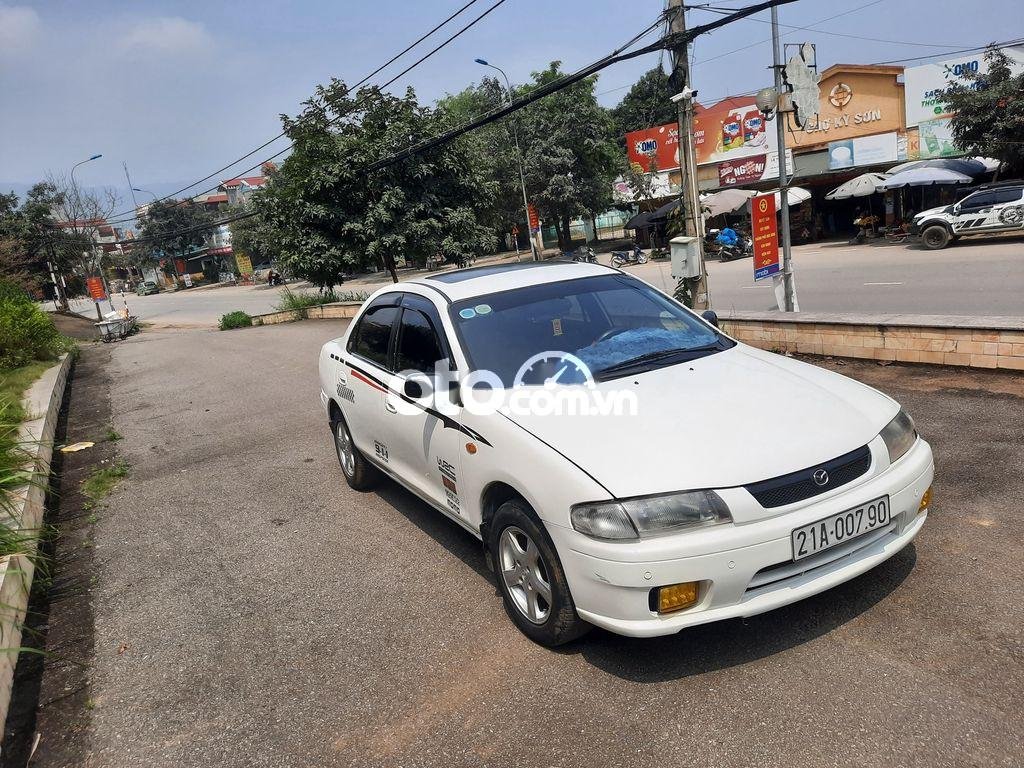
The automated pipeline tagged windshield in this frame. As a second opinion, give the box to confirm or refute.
[450,274,729,386]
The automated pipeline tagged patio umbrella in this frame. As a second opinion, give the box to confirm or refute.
[624,211,653,230]
[647,199,680,222]
[972,156,1003,173]
[701,188,757,218]
[825,173,889,200]
[877,167,973,189]
[885,158,986,177]
[766,186,811,208]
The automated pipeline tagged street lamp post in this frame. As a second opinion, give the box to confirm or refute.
[474,58,538,262]
[132,188,158,200]
[69,154,109,318]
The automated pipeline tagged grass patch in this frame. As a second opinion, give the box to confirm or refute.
[219,310,253,330]
[0,361,51,417]
[81,460,129,504]
[274,288,368,313]
[104,426,122,442]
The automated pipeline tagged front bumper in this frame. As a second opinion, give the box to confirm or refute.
[548,438,934,638]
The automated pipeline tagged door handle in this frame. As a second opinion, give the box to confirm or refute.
[385,400,398,414]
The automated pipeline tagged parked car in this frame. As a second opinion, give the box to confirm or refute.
[136,280,160,295]
[318,261,934,646]
[911,181,1024,249]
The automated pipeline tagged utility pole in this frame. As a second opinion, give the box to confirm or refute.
[667,0,710,310]
[771,4,798,311]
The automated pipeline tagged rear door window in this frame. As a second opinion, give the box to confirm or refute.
[395,309,446,375]
[350,305,400,370]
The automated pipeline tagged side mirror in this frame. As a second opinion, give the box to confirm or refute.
[952,204,961,214]
[701,310,720,329]
[403,378,424,399]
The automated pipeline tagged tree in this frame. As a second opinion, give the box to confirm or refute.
[251,79,497,288]
[437,77,528,245]
[135,199,215,280]
[942,47,1024,178]
[610,67,677,143]
[0,182,81,301]
[45,173,120,281]
[518,62,621,249]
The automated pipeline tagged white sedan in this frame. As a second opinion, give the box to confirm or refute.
[318,261,933,646]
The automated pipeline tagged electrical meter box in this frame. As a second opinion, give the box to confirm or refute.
[670,236,701,279]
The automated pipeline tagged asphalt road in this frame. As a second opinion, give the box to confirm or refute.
[31,320,1024,768]
[59,236,1024,327]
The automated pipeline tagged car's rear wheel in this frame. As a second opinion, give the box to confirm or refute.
[490,499,590,647]
[330,413,379,491]
[921,225,952,250]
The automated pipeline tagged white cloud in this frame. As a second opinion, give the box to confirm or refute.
[0,4,40,54]
[118,17,211,55]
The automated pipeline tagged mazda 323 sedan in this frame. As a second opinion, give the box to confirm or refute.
[318,261,933,646]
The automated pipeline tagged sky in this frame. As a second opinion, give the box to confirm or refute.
[1,0,1021,205]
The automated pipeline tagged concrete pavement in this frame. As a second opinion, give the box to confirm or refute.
[26,319,1024,767]
[56,236,1023,328]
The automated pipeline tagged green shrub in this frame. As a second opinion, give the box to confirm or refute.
[274,288,368,312]
[0,280,63,369]
[219,310,253,330]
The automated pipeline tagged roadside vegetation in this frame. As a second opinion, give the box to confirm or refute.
[219,310,253,330]
[274,288,369,313]
[81,461,129,507]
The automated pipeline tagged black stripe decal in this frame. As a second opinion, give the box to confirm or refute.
[346,360,491,447]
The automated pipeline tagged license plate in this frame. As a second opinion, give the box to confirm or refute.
[791,496,891,561]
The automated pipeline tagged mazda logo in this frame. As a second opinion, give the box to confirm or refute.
[812,469,830,487]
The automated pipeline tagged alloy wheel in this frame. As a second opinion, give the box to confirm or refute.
[335,421,355,477]
[498,526,552,624]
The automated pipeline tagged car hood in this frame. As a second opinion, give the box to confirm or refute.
[915,204,953,220]
[500,345,897,498]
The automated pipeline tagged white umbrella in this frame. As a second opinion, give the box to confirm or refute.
[765,186,811,208]
[825,173,889,200]
[878,167,973,189]
[885,158,985,177]
[701,188,757,218]
[972,156,1003,173]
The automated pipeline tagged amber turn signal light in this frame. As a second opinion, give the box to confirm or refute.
[656,582,699,614]
[918,486,932,514]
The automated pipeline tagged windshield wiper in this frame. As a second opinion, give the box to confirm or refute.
[593,342,727,381]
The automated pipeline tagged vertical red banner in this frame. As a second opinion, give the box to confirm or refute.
[527,204,540,233]
[752,193,780,281]
[86,277,107,301]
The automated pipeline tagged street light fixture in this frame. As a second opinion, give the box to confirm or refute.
[68,153,110,317]
[70,153,102,187]
[474,57,537,261]
[132,187,158,200]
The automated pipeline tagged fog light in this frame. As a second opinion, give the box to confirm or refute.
[918,486,932,514]
[656,582,698,614]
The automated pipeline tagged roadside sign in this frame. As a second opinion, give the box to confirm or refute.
[235,251,253,275]
[86,276,107,301]
[752,194,780,281]
[183,273,193,288]
[511,224,519,236]
[527,204,540,234]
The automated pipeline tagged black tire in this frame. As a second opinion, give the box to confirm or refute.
[638,254,649,264]
[330,413,380,491]
[610,256,624,268]
[490,499,590,647]
[921,225,952,250]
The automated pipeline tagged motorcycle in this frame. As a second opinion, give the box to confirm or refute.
[610,244,648,268]
[560,245,598,264]
[718,236,752,262]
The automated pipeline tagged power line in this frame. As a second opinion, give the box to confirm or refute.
[700,4,968,48]
[117,0,799,248]
[102,0,500,226]
[870,37,1024,65]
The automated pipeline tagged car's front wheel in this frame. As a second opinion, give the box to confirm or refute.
[490,499,590,647]
[921,224,952,250]
[330,413,379,491]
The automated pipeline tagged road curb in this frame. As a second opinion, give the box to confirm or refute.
[0,353,73,734]
[719,311,1024,370]
[248,301,363,326]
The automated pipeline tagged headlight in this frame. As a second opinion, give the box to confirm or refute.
[570,491,732,541]
[880,409,917,464]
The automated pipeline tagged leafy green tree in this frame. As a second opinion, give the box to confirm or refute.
[135,199,214,278]
[610,67,677,142]
[942,47,1024,177]
[0,183,79,298]
[437,77,528,246]
[251,79,497,287]
[518,62,620,249]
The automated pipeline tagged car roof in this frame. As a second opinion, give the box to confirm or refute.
[407,260,618,303]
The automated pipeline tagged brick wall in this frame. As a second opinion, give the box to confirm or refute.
[718,311,1024,371]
